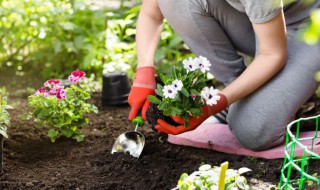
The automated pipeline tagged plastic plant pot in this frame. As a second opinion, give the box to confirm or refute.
[102,71,130,106]
[279,115,320,190]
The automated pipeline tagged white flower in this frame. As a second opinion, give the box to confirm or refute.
[183,57,198,71]
[201,86,221,106]
[172,79,183,91]
[162,85,177,99]
[195,56,211,73]
[199,164,212,171]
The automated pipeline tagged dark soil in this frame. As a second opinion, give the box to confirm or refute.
[0,74,319,190]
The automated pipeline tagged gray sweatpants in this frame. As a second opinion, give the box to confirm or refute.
[158,0,320,151]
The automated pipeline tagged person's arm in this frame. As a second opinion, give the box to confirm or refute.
[128,0,164,120]
[222,11,287,104]
[136,0,164,67]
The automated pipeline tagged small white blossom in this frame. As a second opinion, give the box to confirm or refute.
[195,56,211,73]
[201,86,221,106]
[171,79,183,91]
[183,57,198,71]
[162,85,177,99]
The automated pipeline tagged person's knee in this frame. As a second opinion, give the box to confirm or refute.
[228,113,286,151]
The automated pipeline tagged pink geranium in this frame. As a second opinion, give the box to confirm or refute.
[56,89,66,100]
[35,87,50,97]
[44,79,60,87]
[68,70,86,83]
[49,85,64,95]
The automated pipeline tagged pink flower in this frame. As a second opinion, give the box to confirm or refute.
[68,70,86,83]
[49,85,65,95]
[44,79,60,87]
[35,87,50,97]
[56,89,66,100]
[190,93,197,100]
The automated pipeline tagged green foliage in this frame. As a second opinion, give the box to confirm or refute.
[303,9,320,45]
[0,0,108,79]
[28,75,98,142]
[0,95,13,138]
[0,0,193,80]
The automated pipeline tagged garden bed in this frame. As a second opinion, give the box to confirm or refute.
[0,77,319,189]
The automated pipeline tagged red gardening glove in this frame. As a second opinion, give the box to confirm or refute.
[155,93,228,135]
[128,67,156,121]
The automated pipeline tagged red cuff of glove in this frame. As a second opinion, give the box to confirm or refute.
[128,66,156,120]
[132,66,156,89]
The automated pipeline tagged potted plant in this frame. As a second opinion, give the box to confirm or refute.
[0,94,13,174]
[147,56,221,129]
[28,70,98,142]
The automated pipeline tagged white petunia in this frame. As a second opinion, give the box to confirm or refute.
[183,57,198,72]
[171,79,183,91]
[195,56,211,73]
[162,85,177,99]
[201,86,221,106]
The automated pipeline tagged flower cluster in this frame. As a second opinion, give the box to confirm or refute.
[28,70,98,142]
[35,70,86,100]
[174,164,251,190]
[148,56,220,127]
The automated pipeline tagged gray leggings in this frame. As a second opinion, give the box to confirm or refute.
[158,0,320,151]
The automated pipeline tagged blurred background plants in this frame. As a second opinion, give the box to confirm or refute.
[0,0,193,84]
[0,0,319,86]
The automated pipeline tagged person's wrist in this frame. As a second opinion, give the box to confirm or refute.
[207,93,228,115]
[133,67,156,89]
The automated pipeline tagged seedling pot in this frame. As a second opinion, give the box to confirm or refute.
[102,71,130,106]
[146,103,179,131]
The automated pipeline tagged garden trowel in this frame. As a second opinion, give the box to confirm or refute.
[111,116,145,158]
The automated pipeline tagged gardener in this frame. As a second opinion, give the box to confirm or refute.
[128,0,320,151]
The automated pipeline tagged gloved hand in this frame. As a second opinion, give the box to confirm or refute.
[128,66,156,121]
[155,93,228,135]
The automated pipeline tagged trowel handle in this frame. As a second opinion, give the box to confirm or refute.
[132,116,144,127]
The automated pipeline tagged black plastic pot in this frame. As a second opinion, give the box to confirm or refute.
[0,134,3,175]
[102,71,131,106]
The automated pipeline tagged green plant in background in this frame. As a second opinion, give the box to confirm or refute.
[28,70,98,142]
[0,0,193,81]
[303,9,320,45]
[0,0,108,79]
[173,164,251,190]
[0,95,13,138]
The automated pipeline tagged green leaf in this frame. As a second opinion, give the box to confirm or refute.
[62,128,74,138]
[0,130,8,138]
[48,129,59,142]
[169,35,183,48]
[190,89,200,96]
[74,134,84,142]
[155,88,163,97]
[181,88,189,97]
[37,108,50,118]
[148,95,162,104]
[159,73,168,84]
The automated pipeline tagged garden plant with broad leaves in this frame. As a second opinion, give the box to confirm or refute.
[0,96,13,138]
[28,70,98,142]
[148,56,221,127]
